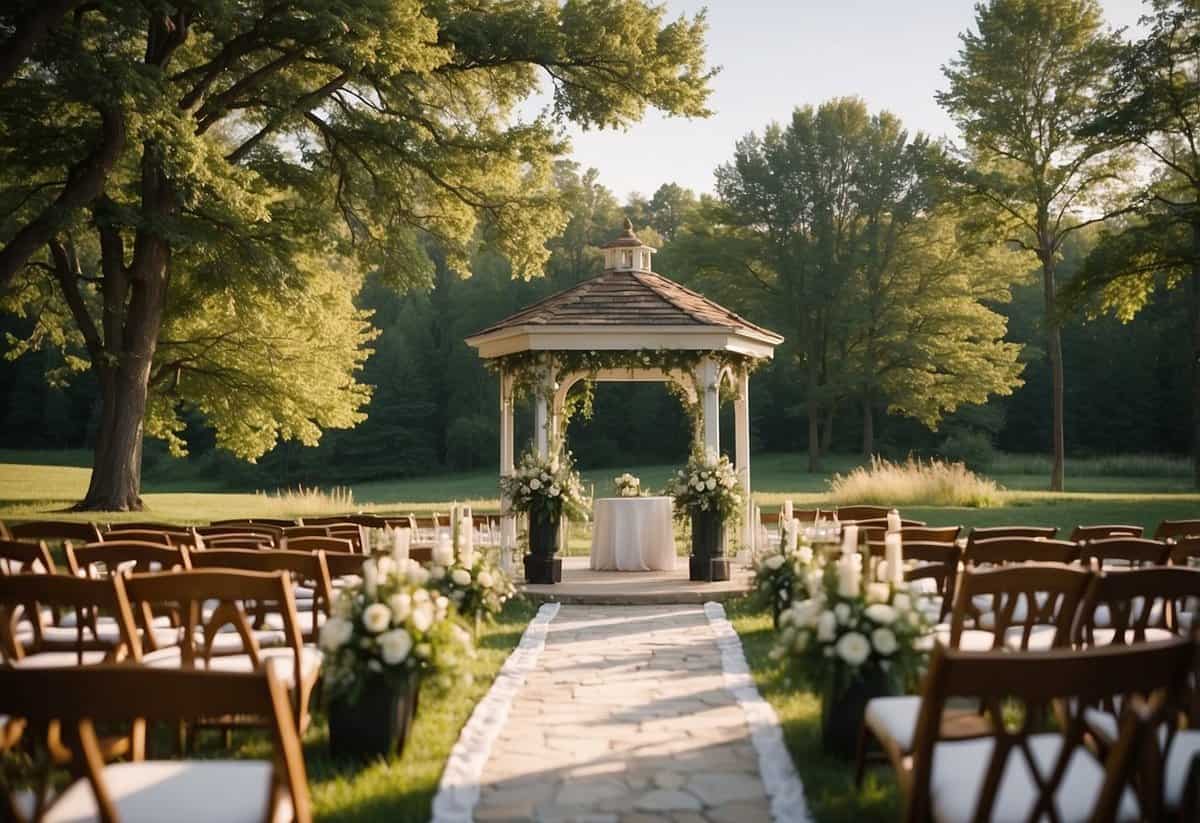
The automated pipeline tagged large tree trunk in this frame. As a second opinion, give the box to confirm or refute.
[805,359,821,473]
[862,394,874,459]
[1042,255,1066,492]
[1191,220,1200,490]
[76,145,173,511]
[821,401,836,456]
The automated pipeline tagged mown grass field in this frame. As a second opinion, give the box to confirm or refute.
[2,451,1197,538]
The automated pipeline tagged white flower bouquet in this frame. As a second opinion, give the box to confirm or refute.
[500,449,589,525]
[772,548,930,695]
[752,528,815,624]
[432,551,517,629]
[320,554,474,703]
[612,472,642,497]
[664,449,743,523]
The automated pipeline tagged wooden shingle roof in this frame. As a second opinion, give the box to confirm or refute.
[469,270,782,343]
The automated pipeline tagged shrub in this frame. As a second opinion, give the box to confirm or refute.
[827,456,1004,508]
[937,430,996,473]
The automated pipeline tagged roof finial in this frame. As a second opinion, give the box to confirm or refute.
[623,216,635,236]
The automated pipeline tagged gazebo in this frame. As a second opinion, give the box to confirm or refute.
[465,220,783,570]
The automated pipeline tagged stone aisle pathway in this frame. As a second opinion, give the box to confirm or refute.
[473,605,773,823]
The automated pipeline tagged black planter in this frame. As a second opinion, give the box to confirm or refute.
[820,666,893,759]
[328,674,418,762]
[689,509,726,582]
[526,514,562,584]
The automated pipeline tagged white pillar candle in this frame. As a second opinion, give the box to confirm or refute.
[885,532,903,586]
[786,518,799,552]
[887,508,902,534]
[460,514,476,566]
[392,526,410,564]
[782,499,793,522]
[840,524,858,556]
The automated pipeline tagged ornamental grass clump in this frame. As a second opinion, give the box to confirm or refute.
[319,555,474,703]
[773,547,931,695]
[664,449,743,522]
[827,456,1003,508]
[499,450,590,525]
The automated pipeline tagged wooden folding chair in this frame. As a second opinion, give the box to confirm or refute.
[901,640,1192,823]
[0,539,56,576]
[856,563,1091,788]
[0,573,142,666]
[1155,520,1200,542]
[835,505,893,522]
[1070,524,1144,542]
[281,526,330,541]
[188,549,333,641]
[202,533,274,550]
[0,666,311,823]
[123,569,319,735]
[6,521,102,549]
[196,524,282,545]
[283,536,356,554]
[1074,566,1200,649]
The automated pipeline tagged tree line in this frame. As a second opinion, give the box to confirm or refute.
[1,0,1198,507]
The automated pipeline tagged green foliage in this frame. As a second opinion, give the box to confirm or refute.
[937,429,997,473]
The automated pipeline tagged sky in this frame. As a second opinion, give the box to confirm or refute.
[527,0,1149,201]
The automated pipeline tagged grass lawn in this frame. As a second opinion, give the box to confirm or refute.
[725,596,898,823]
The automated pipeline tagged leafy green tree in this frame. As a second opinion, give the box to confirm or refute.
[938,0,1127,490]
[673,98,1024,467]
[1065,0,1200,486]
[0,0,714,509]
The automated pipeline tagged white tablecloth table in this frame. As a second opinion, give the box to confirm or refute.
[590,496,676,572]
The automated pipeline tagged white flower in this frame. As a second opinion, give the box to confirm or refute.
[378,628,413,664]
[549,485,561,497]
[836,632,872,666]
[451,568,472,586]
[706,478,717,490]
[407,565,430,586]
[816,610,837,642]
[796,546,814,565]
[864,603,897,625]
[693,480,705,491]
[834,602,852,625]
[411,601,435,633]
[529,478,542,491]
[388,592,412,623]
[375,556,395,579]
[430,565,446,581]
[478,570,495,588]
[521,484,530,494]
[893,593,913,614]
[866,582,891,604]
[432,541,454,566]
[319,616,353,652]
[362,603,391,634]
[871,627,898,656]
[413,588,430,603]
[765,554,786,571]
[415,643,432,659]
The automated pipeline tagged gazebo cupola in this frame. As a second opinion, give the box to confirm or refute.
[602,217,656,273]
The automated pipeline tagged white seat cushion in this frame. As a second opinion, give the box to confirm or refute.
[933,627,997,652]
[1088,627,1175,646]
[929,734,1140,823]
[1089,599,1164,629]
[1165,730,1200,811]
[143,646,321,689]
[11,651,109,668]
[865,695,922,752]
[43,761,290,823]
[39,624,179,649]
[1001,624,1057,651]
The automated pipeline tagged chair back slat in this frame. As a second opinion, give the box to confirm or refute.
[0,539,56,575]
[1070,524,1144,542]
[211,518,296,527]
[1078,537,1170,569]
[7,520,102,546]
[284,536,356,554]
[835,505,892,522]
[967,525,1059,547]
[1075,566,1200,646]
[67,541,191,578]
[189,549,333,639]
[964,536,1078,567]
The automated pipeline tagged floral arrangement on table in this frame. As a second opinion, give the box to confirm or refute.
[499,449,590,525]
[612,472,642,497]
[428,506,517,630]
[771,547,930,695]
[319,553,474,703]
[663,449,742,522]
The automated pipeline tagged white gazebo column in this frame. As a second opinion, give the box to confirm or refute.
[499,370,516,571]
[698,357,720,458]
[534,358,555,458]
[734,368,753,559]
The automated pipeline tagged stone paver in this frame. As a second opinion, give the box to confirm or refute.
[473,605,771,823]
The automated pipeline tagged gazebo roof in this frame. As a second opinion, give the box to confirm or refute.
[465,269,783,360]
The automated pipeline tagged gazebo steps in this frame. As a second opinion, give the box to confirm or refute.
[517,555,754,605]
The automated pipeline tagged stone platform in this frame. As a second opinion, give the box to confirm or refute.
[519,556,754,605]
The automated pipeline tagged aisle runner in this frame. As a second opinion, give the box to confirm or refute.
[431,602,561,823]
[704,601,813,823]
[461,604,807,822]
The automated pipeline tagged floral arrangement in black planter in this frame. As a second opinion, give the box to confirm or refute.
[772,543,931,758]
[752,520,814,627]
[664,449,742,581]
[430,505,518,637]
[500,449,589,584]
[319,554,473,762]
